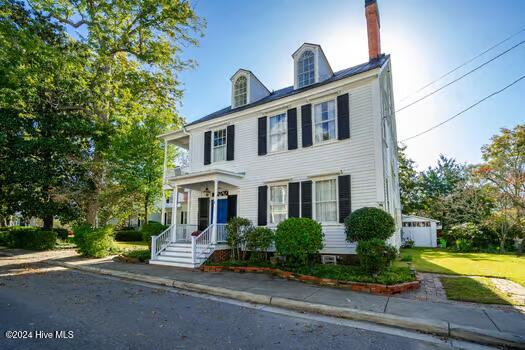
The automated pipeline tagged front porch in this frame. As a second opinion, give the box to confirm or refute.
[150,168,243,268]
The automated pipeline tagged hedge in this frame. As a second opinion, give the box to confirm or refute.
[1,227,57,250]
[114,229,142,242]
[275,217,323,267]
[345,207,395,242]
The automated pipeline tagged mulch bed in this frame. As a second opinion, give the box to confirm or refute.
[201,265,420,295]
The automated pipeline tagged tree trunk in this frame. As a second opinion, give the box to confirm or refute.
[499,238,506,253]
[43,215,53,231]
[144,194,149,225]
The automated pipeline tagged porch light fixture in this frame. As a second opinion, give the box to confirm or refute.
[203,186,211,197]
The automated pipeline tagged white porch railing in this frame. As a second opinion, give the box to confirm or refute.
[176,224,198,242]
[151,224,173,258]
[217,223,227,242]
[192,224,213,265]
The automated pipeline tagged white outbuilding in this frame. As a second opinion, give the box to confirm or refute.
[401,215,440,248]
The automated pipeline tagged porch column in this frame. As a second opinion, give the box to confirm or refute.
[171,186,178,242]
[211,179,218,243]
[160,190,166,225]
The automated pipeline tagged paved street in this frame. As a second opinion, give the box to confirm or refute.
[0,256,477,350]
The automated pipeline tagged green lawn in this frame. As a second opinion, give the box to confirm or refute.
[441,277,523,306]
[115,241,148,251]
[400,248,525,287]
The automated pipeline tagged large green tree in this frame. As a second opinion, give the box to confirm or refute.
[0,0,93,229]
[397,146,421,213]
[29,0,204,225]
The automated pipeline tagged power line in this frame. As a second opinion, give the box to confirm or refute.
[399,74,525,143]
[396,38,525,113]
[399,27,525,103]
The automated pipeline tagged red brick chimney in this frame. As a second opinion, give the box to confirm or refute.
[365,0,381,61]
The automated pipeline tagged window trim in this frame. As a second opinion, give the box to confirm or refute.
[267,183,289,226]
[267,111,288,154]
[211,127,227,163]
[312,177,339,225]
[296,49,316,88]
[312,98,338,145]
[232,74,249,108]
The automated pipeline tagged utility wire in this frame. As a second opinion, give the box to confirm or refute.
[400,74,525,142]
[399,27,525,103]
[396,38,525,113]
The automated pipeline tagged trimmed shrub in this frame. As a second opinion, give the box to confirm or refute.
[53,228,70,240]
[8,228,57,250]
[245,227,274,262]
[115,229,142,242]
[226,217,253,260]
[141,222,168,244]
[274,217,324,267]
[73,225,115,258]
[356,239,397,274]
[345,207,395,242]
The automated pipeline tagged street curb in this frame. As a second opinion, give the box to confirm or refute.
[48,260,525,349]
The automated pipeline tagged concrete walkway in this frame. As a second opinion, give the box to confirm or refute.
[2,248,524,347]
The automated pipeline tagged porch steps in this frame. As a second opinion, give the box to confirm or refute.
[149,242,212,269]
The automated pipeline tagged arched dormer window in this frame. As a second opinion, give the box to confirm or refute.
[233,75,247,107]
[297,50,315,88]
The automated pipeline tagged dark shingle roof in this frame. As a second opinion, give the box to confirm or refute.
[186,54,389,127]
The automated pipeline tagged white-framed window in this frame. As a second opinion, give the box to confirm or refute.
[297,50,315,88]
[213,129,226,162]
[233,75,247,107]
[269,185,288,225]
[313,100,336,143]
[269,113,287,152]
[314,179,337,223]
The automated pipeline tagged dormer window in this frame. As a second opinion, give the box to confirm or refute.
[233,75,247,107]
[297,50,315,88]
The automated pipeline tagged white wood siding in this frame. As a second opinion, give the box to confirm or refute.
[184,78,386,253]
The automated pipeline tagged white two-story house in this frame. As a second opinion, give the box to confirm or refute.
[151,0,401,268]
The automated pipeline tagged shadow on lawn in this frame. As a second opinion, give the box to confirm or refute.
[440,276,514,306]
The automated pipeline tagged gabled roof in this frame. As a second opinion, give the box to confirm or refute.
[186,54,389,127]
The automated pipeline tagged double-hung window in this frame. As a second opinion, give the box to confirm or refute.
[213,129,226,162]
[269,185,287,225]
[315,179,337,223]
[297,50,315,88]
[269,113,287,152]
[313,100,336,143]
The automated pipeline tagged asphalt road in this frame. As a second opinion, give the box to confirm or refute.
[0,261,472,350]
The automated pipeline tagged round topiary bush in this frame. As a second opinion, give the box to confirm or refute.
[356,238,397,274]
[274,217,324,267]
[345,207,395,242]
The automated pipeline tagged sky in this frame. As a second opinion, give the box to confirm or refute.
[177,0,525,170]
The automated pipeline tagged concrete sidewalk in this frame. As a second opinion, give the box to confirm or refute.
[2,248,524,348]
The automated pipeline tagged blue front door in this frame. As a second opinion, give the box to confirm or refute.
[211,199,228,224]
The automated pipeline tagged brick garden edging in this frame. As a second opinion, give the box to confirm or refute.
[201,265,420,295]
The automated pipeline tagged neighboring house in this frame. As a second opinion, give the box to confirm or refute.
[401,215,441,248]
[153,0,401,268]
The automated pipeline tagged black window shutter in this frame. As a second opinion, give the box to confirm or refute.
[301,104,312,147]
[287,108,297,150]
[204,131,212,165]
[258,116,267,155]
[257,186,267,226]
[338,175,351,223]
[301,181,312,218]
[226,125,235,161]
[337,93,350,140]
[227,195,237,221]
[288,182,300,218]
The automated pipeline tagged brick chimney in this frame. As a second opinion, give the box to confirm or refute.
[365,0,381,60]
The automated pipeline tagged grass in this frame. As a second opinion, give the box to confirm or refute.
[114,241,148,251]
[401,248,525,287]
[441,277,523,306]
